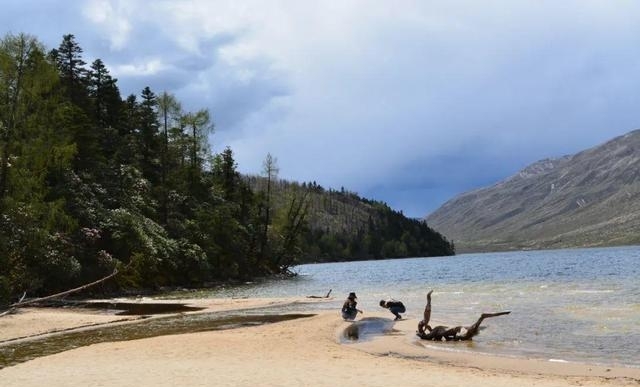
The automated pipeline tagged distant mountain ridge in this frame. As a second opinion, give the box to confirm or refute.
[425,129,640,252]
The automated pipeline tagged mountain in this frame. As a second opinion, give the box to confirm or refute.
[425,129,640,252]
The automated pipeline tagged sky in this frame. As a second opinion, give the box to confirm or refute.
[3,1,640,218]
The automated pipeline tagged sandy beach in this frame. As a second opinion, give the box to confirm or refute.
[1,297,639,387]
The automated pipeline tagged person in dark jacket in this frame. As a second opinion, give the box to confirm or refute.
[379,299,406,320]
[341,292,362,320]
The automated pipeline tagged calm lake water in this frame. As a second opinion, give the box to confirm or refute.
[204,246,640,368]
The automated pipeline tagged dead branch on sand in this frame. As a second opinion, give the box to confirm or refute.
[0,267,120,317]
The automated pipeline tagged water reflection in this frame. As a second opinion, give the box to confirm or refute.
[341,317,395,342]
[72,301,205,315]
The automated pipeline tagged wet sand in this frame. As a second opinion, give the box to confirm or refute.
[1,297,638,387]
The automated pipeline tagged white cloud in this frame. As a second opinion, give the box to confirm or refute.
[83,0,132,50]
[111,58,168,77]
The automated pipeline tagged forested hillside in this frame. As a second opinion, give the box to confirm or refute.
[247,177,454,262]
[0,33,453,306]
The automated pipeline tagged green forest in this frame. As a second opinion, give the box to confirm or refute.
[0,33,454,306]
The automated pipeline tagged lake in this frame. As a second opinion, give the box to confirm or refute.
[203,245,640,368]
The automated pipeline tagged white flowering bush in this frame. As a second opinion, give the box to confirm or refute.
[101,208,177,287]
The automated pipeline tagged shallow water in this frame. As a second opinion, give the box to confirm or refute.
[48,301,205,315]
[341,317,395,342]
[197,246,640,368]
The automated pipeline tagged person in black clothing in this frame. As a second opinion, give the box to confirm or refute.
[341,292,362,320]
[379,299,406,320]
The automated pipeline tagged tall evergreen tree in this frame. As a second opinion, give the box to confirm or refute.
[213,147,241,201]
[86,58,123,181]
[48,35,99,174]
[137,86,161,186]
[87,58,121,128]
[157,92,182,224]
[180,109,212,189]
[119,94,139,155]
[49,34,87,107]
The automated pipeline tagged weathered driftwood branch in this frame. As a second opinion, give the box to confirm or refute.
[307,288,332,298]
[0,292,26,317]
[0,267,120,315]
[417,311,511,341]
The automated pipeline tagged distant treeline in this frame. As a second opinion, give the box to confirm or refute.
[0,33,453,306]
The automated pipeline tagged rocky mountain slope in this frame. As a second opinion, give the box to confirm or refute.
[425,129,640,252]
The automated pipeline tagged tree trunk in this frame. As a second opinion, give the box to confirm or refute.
[0,267,121,316]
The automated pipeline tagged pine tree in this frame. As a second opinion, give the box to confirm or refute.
[213,147,241,201]
[87,58,121,128]
[180,109,212,189]
[157,92,182,224]
[137,86,161,185]
[50,34,87,107]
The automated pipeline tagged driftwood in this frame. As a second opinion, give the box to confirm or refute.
[306,288,332,298]
[418,311,511,341]
[0,267,120,316]
[417,290,511,341]
[0,292,26,317]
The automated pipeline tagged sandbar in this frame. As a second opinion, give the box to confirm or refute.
[0,297,638,387]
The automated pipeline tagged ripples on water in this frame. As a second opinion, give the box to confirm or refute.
[199,246,640,368]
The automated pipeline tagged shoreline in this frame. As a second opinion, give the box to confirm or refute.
[1,297,639,386]
[346,315,640,381]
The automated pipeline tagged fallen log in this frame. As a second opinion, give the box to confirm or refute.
[0,292,26,317]
[306,288,332,298]
[0,267,120,316]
